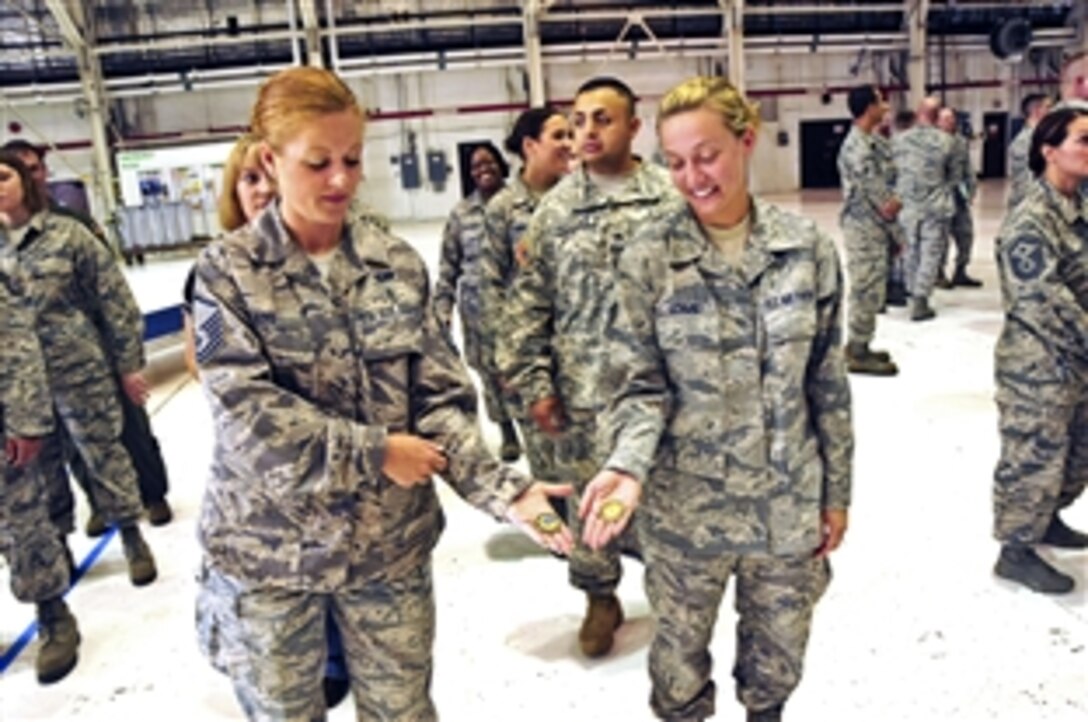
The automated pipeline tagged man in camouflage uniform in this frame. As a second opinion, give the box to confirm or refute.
[194,203,570,720]
[1,209,157,586]
[937,107,982,288]
[500,76,676,658]
[481,173,561,492]
[0,250,79,684]
[837,85,899,376]
[592,192,852,721]
[435,144,522,462]
[991,122,1088,595]
[894,96,955,321]
[1006,94,1051,214]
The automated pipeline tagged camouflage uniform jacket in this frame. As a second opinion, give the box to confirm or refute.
[434,189,490,330]
[0,251,54,440]
[949,133,976,202]
[193,202,531,591]
[499,162,676,413]
[1006,125,1033,212]
[837,125,893,221]
[0,211,144,376]
[480,174,540,372]
[994,179,1088,408]
[893,124,954,218]
[602,198,854,556]
[873,133,897,192]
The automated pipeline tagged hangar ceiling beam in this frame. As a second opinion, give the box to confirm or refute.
[45,0,118,226]
[723,0,746,94]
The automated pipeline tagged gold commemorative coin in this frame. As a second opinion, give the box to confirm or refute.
[534,512,562,535]
[599,499,626,523]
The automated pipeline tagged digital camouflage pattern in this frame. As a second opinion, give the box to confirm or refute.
[498,162,676,593]
[1005,124,1033,213]
[0,251,66,604]
[992,179,1088,543]
[837,124,892,344]
[435,190,510,425]
[893,125,954,298]
[947,133,976,272]
[193,201,533,716]
[481,175,559,483]
[873,132,908,293]
[601,197,851,718]
[0,210,146,527]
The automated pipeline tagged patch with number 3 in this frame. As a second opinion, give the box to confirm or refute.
[1006,235,1045,282]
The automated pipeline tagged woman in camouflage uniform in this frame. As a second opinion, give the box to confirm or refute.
[991,106,1088,595]
[192,66,571,721]
[435,143,521,461]
[580,77,853,722]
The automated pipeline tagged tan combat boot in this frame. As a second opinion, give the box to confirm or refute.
[36,597,80,684]
[578,593,624,658]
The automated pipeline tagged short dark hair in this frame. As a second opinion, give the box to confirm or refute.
[847,85,879,119]
[504,106,563,159]
[1,139,45,161]
[894,110,916,131]
[0,150,47,214]
[1020,93,1048,118]
[1028,106,1088,177]
[576,76,637,117]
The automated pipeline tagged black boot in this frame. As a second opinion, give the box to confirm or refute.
[886,281,908,307]
[910,296,936,322]
[120,524,158,586]
[36,597,80,684]
[951,266,983,288]
[499,421,521,462]
[323,675,351,710]
[1041,513,1088,549]
[934,271,953,289]
[146,499,173,526]
[748,703,784,722]
[994,544,1074,594]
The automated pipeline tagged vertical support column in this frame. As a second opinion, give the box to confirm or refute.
[324,0,340,73]
[907,0,929,107]
[723,0,746,93]
[523,0,546,106]
[50,0,117,223]
[286,0,302,66]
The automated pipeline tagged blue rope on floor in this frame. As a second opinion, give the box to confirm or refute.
[0,526,118,673]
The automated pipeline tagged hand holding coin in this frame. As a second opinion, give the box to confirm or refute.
[507,481,575,555]
[579,468,641,551]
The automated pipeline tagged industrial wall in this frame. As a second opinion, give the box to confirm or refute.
[0,45,1057,223]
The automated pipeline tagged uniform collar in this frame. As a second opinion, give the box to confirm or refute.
[667,198,803,283]
[1038,178,1088,226]
[246,200,393,279]
[569,160,666,212]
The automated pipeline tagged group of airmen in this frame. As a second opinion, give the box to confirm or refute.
[0,49,1086,722]
[836,87,984,377]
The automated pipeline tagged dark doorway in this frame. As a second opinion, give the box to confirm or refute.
[980,111,1009,179]
[800,119,852,188]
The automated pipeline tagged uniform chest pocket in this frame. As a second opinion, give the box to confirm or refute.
[762,294,817,344]
[358,307,425,360]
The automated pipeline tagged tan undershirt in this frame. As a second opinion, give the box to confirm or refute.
[702,214,751,268]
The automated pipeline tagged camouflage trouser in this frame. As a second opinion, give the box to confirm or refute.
[884,218,906,290]
[462,318,511,426]
[901,211,951,300]
[562,411,640,595]
[643,543,830,721]
[842,214,889,346]
[47,374,143,528]
[945,198,974,273]
[199,562,437,722]
[0,447,69,604]
[518,417,560,482]
[993,401,1088,544]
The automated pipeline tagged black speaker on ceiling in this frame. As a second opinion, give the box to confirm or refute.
[990,17,1033,61]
